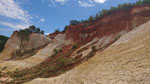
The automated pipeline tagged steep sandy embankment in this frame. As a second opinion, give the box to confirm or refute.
[25,20,150,84]
[0,34,70,72]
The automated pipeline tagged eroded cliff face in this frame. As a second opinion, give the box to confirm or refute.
[0,31,51,60]
[25,17,150,84]
[1,5,150,84]
[66,5,150,44]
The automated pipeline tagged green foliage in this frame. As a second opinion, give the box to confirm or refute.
[13,69,25,78]
[72,44,77,49]
[18,29,31,40]
[28,25,44,34]
[91,46,96,52]
[95,0,150,20]
[81,23,89,27]
[36,28,41,33]
[136,0,150,5]
[0,35,9,52]
[17,25,45,55]
[0,71,2,78]
[95,13,99,19]
[18,29,31,55]
[54,29,60,33]
[57,56,67,67]
[41,31,44,34]
[88,16,94,22]
[29,25,36,32]
[100,9,109,16]
[69,0,150,25]
[70,20,80,25]
[53,49,58,55]
[62,26,68,32]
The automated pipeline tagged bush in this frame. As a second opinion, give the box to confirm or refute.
[72,44,77,49]
[13,69,25,78]
[62,26,68,32]
[54,29,60,33]
[70,20,80,25]
[81,23,90,27]
[53,49,58,55]
[36,28,41,33]
[0,71,2,78]
[57,57,66,67]
[92,46,96,52]
[41,31,44,34]
[88,16,94,22]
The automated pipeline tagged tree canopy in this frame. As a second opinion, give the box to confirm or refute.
[70,20,80,25]
[0,35,9,52]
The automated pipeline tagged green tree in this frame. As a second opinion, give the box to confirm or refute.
[95,13,99,19]
[143,0,150,4]
[36,28,41,33]
[70,20,80,25]
[41,31,44,34]
[110,6,117,12]
[0,35,9,52]
[54,29,60,33]
[88,16,94,22]
[62,26,68,32]
[18,29,31,55]
[29,25,36,32]
[100,9,109,16]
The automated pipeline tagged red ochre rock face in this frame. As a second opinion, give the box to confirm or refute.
[65,5,150,44]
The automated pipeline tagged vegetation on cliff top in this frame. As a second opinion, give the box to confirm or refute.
[0,35,9,52]
[17,25,45,56]
[68,0,150,26]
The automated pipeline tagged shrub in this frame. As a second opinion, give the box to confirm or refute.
[57,57,66,67]
[41,31,44,34]
[53,49,58,55]
[62,26,68,32]
[59,48,62,52]
[92,46,96,52]
[36,28,41,33]
[54,29,60,33]
[0,71,2,78]
[72,44,77,49]
[81,23,90,27]
[13,68,25,78]
[88,16,94,22]
[70,20,80,25]
[0,35,9,52]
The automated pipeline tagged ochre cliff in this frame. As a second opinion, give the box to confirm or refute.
[66,5,150,44]
[25,17,150,84]
[1,4,150,84]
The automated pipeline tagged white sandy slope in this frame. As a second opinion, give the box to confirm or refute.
[25,21,150,84]
[0,34,70,72]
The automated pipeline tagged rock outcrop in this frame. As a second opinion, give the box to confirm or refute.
[0,31,50,60]
[25,18,150,84]
[0,34,70,72]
